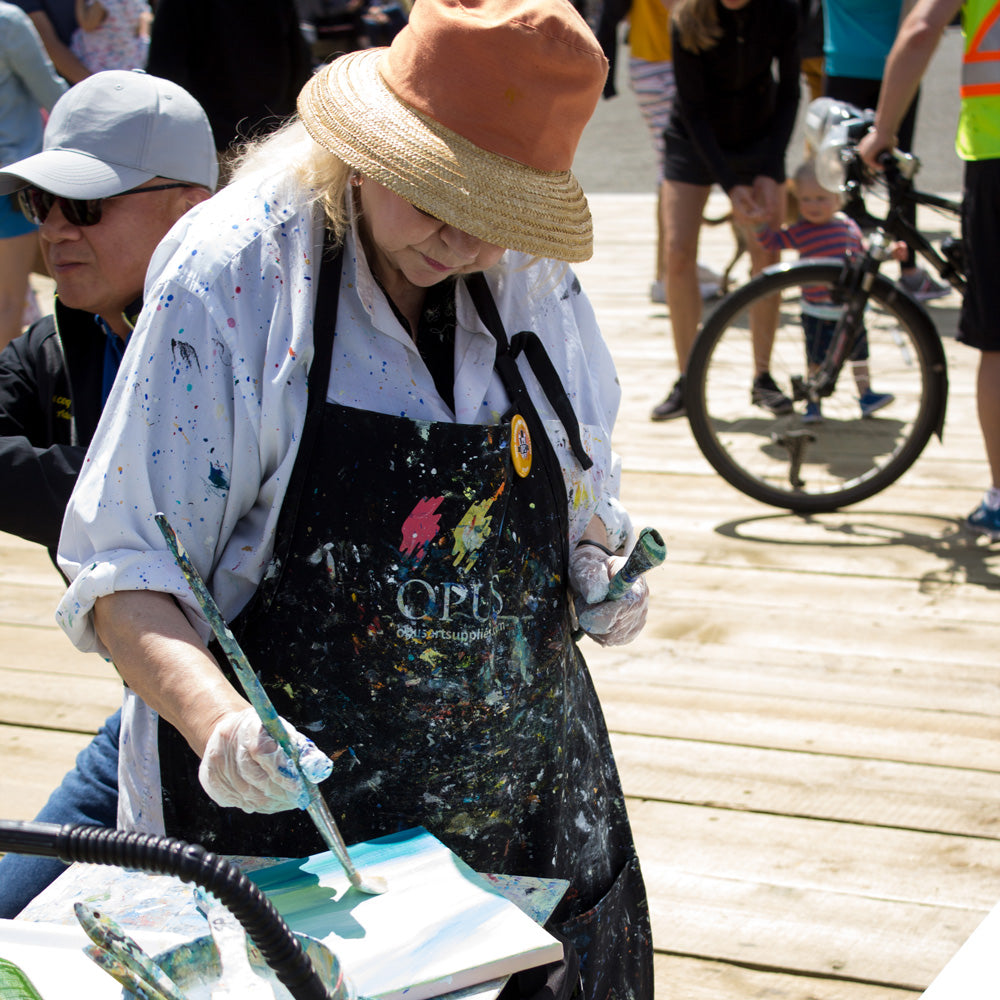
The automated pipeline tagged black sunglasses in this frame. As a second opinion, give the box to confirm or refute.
[16,182,194,228]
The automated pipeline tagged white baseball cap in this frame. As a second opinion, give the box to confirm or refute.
[0,69,218,197]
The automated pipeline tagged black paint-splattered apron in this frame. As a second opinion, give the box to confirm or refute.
[159,243,653,1000]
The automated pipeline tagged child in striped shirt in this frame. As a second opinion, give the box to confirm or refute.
[755,159,901,423]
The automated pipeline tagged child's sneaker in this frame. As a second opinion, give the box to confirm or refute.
[897,268,950,301]
[801,401,823,424]
[859,390,894,417]
[966,501,1000,541]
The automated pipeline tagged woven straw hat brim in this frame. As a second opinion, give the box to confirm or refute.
[298,50,593,263]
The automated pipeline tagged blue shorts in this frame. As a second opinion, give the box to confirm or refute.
[0,192,36,239]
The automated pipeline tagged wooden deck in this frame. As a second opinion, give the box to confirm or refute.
[3,193,1000,999]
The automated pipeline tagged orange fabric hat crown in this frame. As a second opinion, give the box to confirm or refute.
[298,0,608,261]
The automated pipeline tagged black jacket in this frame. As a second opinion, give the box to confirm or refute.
[146,0,313,152]
[669,0,800,191]
[0,300,109,556]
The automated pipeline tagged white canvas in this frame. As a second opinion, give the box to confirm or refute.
[249,827,565,1000]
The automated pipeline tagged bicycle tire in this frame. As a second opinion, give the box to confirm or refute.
[685,261,948,513]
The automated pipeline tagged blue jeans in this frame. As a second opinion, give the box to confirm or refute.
[0,708,120,918]
[802,313,869,367]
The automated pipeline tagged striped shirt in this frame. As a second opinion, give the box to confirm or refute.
[756,214,863,258]
[756,214,863,313]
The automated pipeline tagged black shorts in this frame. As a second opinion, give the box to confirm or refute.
[958,157,1000,352]
[662,124,782,188]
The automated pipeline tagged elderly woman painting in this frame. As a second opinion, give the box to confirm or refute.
[56,0,654,995]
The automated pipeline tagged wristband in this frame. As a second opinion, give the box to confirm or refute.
[575,539,616,556]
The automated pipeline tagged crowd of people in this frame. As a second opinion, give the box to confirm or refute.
[1,3,998,996]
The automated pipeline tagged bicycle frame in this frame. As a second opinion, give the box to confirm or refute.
[793,160,964,408]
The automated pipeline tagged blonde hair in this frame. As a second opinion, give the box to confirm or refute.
[793,158,844,206]
[671,0,722,53]
[228,120,353,244]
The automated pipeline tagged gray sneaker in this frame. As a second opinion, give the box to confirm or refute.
[898,268,950,301]
[751,372,794,415]
[651,376,686,421]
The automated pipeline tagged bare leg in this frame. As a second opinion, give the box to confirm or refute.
[742,177,786,376]
[977,351,1000,490]
[655,180,667,289]
[661,179,711,373]
[0,232,40,351]
[744,230,780,375]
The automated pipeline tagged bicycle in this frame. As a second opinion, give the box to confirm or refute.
[684,101,967,513]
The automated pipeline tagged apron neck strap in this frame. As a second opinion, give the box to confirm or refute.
[464,273,593,471]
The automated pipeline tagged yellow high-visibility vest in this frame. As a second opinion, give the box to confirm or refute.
[958,0,1000,158]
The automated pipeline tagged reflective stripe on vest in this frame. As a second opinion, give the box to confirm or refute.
[963,1,1000,96]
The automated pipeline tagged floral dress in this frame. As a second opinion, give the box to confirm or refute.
[70,0,150,72]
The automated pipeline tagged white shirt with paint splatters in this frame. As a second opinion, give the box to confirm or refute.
[56,171,633,835]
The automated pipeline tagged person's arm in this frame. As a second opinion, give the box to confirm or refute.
[7,5,67,109]
[0,334,85,550]
[26,9,90,82]
[762,0,801,182]
[93,589,332,812]
[74,0,107,32]
[858,0,963,166]
[752,222,791,251]
[93,590,246,757]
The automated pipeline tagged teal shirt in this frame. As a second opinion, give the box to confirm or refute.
[823,0,904,80]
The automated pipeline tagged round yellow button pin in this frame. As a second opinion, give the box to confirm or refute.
[510,414,532,478]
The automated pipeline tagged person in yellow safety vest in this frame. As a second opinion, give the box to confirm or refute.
[859,0,1000,542]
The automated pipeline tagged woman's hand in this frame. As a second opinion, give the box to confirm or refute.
[198,708,334,814]
[569,544,649,646]
[730,176,785,229]
[728,184,765,226]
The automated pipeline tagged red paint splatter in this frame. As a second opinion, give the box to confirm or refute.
[399,496,445,560]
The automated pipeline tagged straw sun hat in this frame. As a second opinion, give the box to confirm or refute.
[297,0,608,262]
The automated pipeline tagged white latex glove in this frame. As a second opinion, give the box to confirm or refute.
[569,543,649,646]
[198,707,334,814]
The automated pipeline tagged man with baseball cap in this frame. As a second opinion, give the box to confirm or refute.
[0,68,216,916]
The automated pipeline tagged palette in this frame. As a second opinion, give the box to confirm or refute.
[248,827,565,1000]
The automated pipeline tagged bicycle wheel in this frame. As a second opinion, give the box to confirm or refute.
[685,261,948,513]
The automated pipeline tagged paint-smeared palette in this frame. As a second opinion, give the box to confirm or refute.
[249,827,565,1000]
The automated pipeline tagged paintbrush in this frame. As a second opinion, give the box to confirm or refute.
[154,512,388,896]
[82,945,178,1000]
[605,526,667,600]
[74,902,188,1000]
